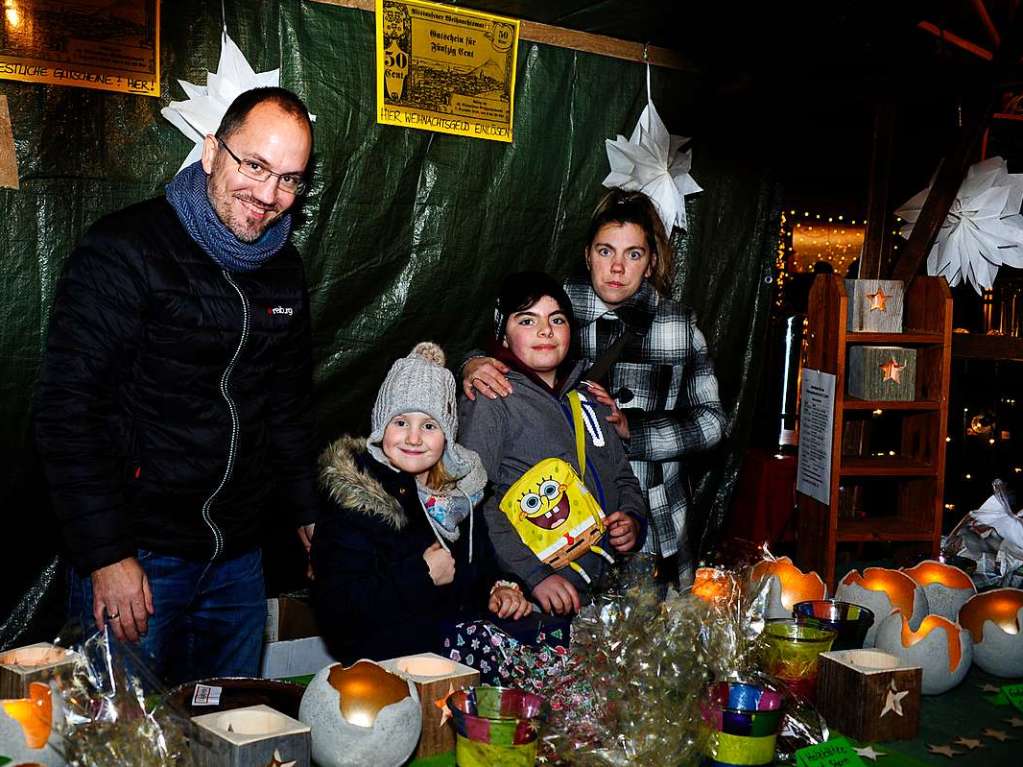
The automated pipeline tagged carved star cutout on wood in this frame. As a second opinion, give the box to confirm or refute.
[867,288,889,312]
[434,683,456,727]
[265,750,296,767]
[928,744,962,758]
[954,736,983,750]
[881,684,909,717]
[854,745,884,760]
[880,358,906,384]
[983,728,1013,742]
[1005,716,1023,728]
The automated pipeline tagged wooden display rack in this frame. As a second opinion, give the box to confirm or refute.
[796,274,952,587]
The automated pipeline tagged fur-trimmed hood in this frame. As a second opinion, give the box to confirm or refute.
[318,435,487,530]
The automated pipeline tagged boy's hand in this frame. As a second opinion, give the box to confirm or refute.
[605,511,638,553]
[488,585,533,620]
[532,574,580,615]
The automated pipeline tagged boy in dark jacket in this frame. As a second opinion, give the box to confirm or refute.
[311,342,531,664]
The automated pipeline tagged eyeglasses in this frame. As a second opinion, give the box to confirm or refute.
[217,138,308,195]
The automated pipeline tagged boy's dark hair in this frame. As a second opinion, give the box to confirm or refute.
[493,271,576,342]
[215,87,313,142]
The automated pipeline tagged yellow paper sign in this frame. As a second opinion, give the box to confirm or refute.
[0,0,160,97]
[375,0,518,142]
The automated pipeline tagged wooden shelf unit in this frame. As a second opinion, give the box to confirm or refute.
[796,275,953,588]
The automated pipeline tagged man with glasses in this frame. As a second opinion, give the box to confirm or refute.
[35,88,318,684]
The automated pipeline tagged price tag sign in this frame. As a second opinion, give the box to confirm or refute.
[191,683,223,706]
[1003,683,1023,713]
[796,737,867,767]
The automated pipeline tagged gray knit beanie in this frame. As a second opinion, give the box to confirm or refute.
[368,342,469,477]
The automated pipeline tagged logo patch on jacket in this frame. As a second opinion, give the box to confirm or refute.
[267,305,294,317]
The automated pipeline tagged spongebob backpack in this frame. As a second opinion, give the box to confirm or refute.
[499,391,615,584]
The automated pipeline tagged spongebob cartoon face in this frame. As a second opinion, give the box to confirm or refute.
[518,475,570,530]
[500,458,615,583]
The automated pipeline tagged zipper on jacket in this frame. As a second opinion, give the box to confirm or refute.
[200,270,250,559]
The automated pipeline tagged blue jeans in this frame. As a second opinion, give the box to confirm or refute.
[68,549,266,687]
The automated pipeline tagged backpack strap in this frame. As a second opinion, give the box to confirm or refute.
[568,390,587,481]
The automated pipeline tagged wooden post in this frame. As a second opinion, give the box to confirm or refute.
[860,101,896,280]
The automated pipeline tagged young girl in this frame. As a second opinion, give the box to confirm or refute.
[459,273,647,615]
[463,190,726,587]
[311,342,531,664]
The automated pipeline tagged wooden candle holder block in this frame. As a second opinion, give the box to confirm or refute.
[380,652,479,759]
[0,642,78,698]
[191,704,310,767]
[847,346,916,401]
[845,279,904,333]
[816,649,922,742]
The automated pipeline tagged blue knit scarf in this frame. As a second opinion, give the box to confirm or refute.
[165,161,291,273]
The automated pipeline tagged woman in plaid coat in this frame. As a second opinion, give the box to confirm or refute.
[463,190,725,585]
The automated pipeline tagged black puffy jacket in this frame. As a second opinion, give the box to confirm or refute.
[35,197,319,575]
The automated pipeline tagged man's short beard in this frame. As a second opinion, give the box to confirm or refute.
[206,176,266,243]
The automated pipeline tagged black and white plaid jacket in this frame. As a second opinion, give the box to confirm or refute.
[565,277,726,565]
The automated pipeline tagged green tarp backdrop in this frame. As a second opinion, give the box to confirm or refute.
[0,0,779,645]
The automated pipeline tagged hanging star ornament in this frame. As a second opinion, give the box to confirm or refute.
[897,156,1023,295]
[603,68,701,234]
[880,358,906,384]
[161,28,313,172]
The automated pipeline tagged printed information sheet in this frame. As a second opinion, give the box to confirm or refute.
[376,0,519,142]
[797,368,836,505]
[0,0,159,96]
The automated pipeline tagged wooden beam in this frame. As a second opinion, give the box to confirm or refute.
[893,13,1023,282]
[860,101,896,279]
[916,20,993,60]
[308,0,694,70]
[971,0,1001,47]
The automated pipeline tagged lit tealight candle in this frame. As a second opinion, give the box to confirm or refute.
[958,588,1023,677]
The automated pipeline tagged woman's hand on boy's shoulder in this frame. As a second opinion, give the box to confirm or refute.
[582,381,630,441]
[462,356,513,400]
[488,583,533,620]
[605,511,638,553]
[532,574,580,615]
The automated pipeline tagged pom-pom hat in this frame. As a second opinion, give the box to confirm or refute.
[368,342,469,477]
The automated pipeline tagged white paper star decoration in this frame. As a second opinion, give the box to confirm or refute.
[603,66,701,234]
[161,29,281,172]
[896,156,1023,295]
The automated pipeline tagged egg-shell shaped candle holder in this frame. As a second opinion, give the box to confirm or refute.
[874,613,971,695]
[298,660,421,767]
[958,588,1023,678]
[835,568,929,647]
[902,560,976,621]
[750,557,827,620]
[0,681,65,766]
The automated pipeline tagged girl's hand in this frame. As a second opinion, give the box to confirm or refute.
[423,543,456,585]
[604,511,638,553]
[462,357,513,400]
[582,381,630,441]
[532,574,581,615]
[488,585,533,620]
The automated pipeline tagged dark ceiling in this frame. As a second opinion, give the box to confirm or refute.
[444,1,1016,215]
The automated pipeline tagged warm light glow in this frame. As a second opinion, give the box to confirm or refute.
[395,656,457,677]
[215,709,289,736]
[328,661,411,728]
[898,614,963,672]
[959,589,1023,642]
[0,682,52,748]
[751,556,826,610]
[4,1,20,28]
[841,568,919,617]
[0,646,66,668]
[692,567,734,603]
[903,560,974,590]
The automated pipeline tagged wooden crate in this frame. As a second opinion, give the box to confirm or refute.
[848,346,917,401]
[846,279,905,333]
[0,643,78,698]
[816,649,921,742]
[380,652,479,760]
[191,704,310,767]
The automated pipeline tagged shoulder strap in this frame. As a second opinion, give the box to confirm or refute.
[568,390,587,480]
[582,328,637,385]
